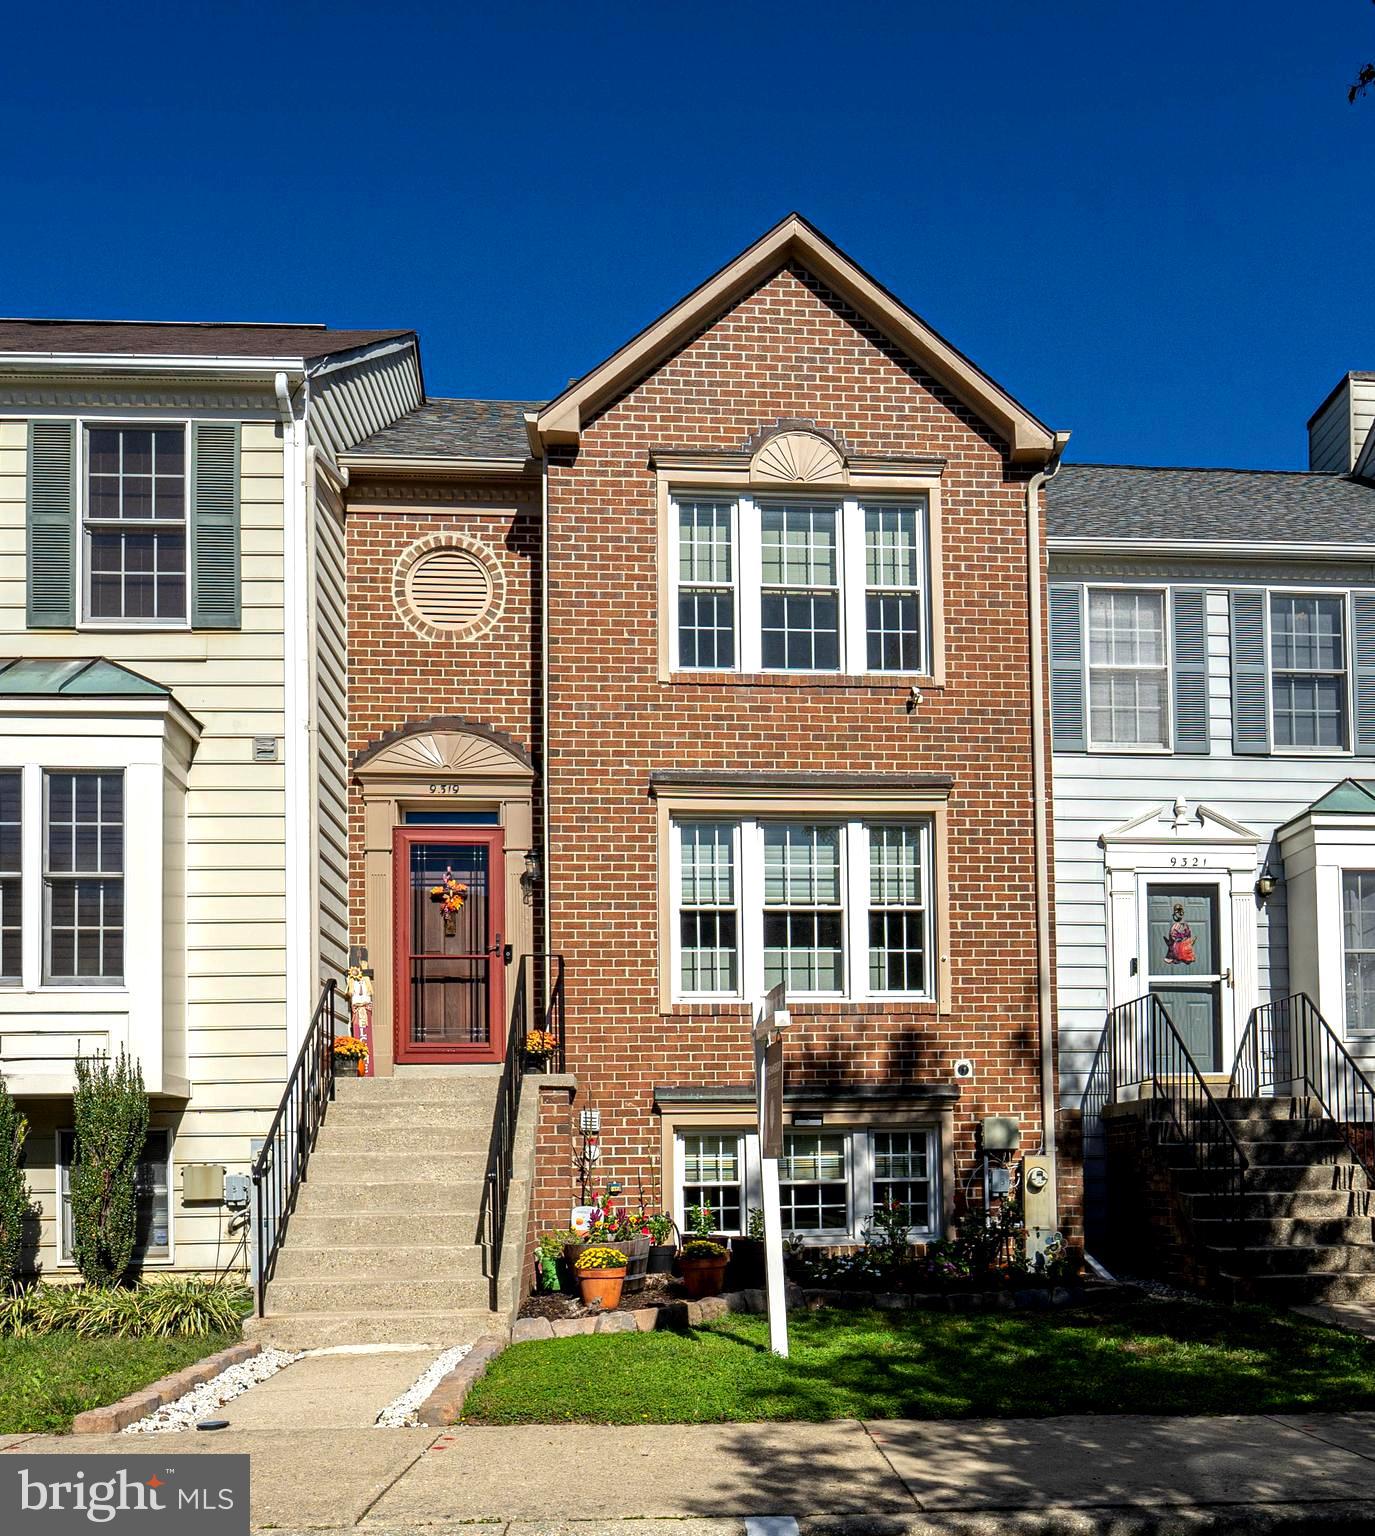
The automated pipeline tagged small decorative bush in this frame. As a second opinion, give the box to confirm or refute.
[331,1035,368,1062]
[70,1051,148,1285]
[0,1076,32,1284]
[746,1207,766,1240]
[0,1278,250,1338]
[681,1239,727,1261]
[574,1245,627,1272]
[644,1211,676,1245]
[687,1202,715,1239]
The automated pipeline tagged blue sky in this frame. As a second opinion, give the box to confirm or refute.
[2,1,1372,467]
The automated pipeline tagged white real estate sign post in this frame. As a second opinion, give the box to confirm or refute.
[754,981,791,1358]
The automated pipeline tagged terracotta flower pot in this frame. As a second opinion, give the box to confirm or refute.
[678,1253,729,1299]
[577,1265,627,1310]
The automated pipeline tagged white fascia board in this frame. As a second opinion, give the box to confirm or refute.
[1048,536,1375,561]
[0,354,310,376]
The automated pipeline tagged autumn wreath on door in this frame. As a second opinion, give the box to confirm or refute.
[429,870,470,938]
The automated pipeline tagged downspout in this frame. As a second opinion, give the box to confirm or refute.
[540,451,551,963]
[1027,433,1069,1216]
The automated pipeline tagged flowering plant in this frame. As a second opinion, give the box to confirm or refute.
[331,1035,368,1061]
[643,1211,676,1245]
[681,1239,727,1261]
[574,1244,628,1272]
[428,874,469,913]
[525,1029,557,1057]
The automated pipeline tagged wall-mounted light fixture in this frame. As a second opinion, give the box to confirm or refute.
[520,850,541,901]
[1255,863,1277,901]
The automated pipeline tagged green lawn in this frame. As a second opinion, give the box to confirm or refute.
[0,1330,240,1435]
[463,1299,1375,1424]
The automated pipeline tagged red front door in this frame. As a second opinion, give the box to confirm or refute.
[393,827,506,1064]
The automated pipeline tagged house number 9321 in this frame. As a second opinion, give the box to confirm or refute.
[1169,856,1206,867]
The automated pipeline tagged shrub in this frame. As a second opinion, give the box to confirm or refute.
[0,1278,250,1339]
[573,1245,627,1272]
[681,1239,727,1261]
[746,1207,766,1240]
[644,1211,676,1245]
[0,1077,31,1284]
[687,1202,715,1239]
[70,1051,149,1285]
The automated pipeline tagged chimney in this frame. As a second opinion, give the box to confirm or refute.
[1308,372,1375,473]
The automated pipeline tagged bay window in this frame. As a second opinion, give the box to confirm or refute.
[0,772,19,982]
[674,815,934,1002]
[44,770,124,984]
[670,492,929,675]
[1344,871,1375,1033]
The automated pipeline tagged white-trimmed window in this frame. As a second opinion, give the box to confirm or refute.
[1271,593,1348,750]
[681,1131,746,1235]
[673,816,934,1002]
[84,425,189,624]
[1086,587,1169,748]
[670,493,929,675]
[58,1127,172,1264]
[0,771,19,982]
[780,1131,850,1233]
[44,770,124,984]
[1344,871,1375,1033]
[870,1129,935,1232]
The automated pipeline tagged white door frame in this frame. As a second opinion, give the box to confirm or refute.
[1102,799,1262,1075]
[1137,872,1231,1070]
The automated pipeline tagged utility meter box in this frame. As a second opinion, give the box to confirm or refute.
[223,1173,251,1207]
[1022,1154,1056,1233]
[182,1163,226,1203]
[981,1115,1021,1151]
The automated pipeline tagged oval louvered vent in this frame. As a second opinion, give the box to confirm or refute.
[403,548,493,631]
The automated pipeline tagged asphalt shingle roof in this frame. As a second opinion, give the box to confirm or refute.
[349,398,541,460]
[1046,463,1375,545]
[0,320,413,361]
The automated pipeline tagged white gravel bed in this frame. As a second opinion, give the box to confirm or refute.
[373,1343,472,1428]
[123,1347,304,1434]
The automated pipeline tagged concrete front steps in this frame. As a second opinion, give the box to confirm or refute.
[1172,1096,1375,1306]
[245,1072,509,1349]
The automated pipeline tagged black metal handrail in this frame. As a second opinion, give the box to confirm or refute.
[1088,992,1250,1245]
[479,954,565,1310]
[249,980,342,1316]
[1233,993,1375,1183]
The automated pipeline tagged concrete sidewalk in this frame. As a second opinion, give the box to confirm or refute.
[7,1412,1375,1532]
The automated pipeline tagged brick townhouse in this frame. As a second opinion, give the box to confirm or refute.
[331,212,1071,1302]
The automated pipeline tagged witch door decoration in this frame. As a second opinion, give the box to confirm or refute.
[1164,904,1196,966]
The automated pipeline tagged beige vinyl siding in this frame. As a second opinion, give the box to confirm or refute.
[0,407,287,1275]
[1309,376,1375,472]
[307,345,422,464]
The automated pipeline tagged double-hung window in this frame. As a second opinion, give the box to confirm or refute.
[1344,872,1375,1033]
[1270,593,1348,750]
[59,1128,171,1263]
[670,493,929,675]
[779,1131,850,1234]
[84,425,188,624]
[674,815,935,1002]
[44,770,124,984]
[680,1132,745,1235]
[0,772,19,983]
[1086,588,1169,748]
[870,1130,935,1232]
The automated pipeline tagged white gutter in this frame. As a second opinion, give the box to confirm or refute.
[0,352,312,374]
[1028,434,1070,1218]
[1048,536,1375,561]
[277,370,314,1049]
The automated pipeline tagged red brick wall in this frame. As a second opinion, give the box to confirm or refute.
[544,264,1057,1219]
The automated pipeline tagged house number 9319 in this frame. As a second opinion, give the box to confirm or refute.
[1169,856,1206,867]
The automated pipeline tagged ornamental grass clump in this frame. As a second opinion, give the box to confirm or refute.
[0,1075,32,1284]
[70,1051,148,1285]
[0,1278,250,1339]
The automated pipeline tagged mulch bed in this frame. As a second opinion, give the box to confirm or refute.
[519,1273,691,1320]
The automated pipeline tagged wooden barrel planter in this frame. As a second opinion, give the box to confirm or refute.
[563,1237,651,1296]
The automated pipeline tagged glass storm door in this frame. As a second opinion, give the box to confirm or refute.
[393,828,505,1064]
[1145,883,1223,1073]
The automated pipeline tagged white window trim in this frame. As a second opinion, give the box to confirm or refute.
[1264,586,1354,757]
[42,768,125,987]
[76,416,192,633]
[670,815,936,1004]
[1083,582,1172,754]
[1341,868,1375,1037]
[57,1126,174,1268]
[0,768,22,987]
[668,491,930,677]
[672,1124,941,1245]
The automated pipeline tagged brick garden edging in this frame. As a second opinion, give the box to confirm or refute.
[417,1281,1087,1425]
[71,1341,261,1434]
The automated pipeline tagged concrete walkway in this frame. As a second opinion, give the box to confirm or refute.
[217,1345,441,1431]
[7,1412,1375,1531]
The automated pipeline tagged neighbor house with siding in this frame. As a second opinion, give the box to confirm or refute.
[1049,377,1375,1242]
[0,320,420,1273]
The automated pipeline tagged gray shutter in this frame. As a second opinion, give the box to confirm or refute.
[1170,589,1210,755]
[190,421,241,629]
[1352,591,1375,756]
[1229,589,1271,755]
[1049,584,1087,752]
[26,420,77,628]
